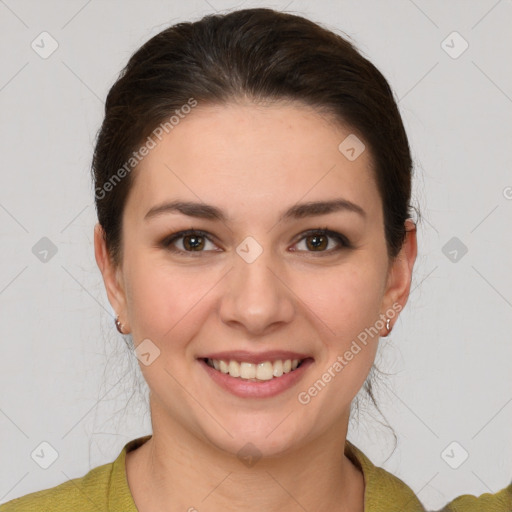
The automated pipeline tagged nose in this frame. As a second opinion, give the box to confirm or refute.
[218,246,295,336]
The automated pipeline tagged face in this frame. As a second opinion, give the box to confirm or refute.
[95,101,416,458]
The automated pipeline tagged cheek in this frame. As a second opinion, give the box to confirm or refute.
[294,265,382,415]
[124,256,219,344]
[294,261,384,340]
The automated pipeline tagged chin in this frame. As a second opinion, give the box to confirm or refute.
[200,417,311,462]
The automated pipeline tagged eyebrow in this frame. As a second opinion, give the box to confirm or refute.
[144,198,366,223]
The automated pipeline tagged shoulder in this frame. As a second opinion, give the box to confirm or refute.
[0,461,114,512]
[346,440,512,512]
[0,436,152,512]
[434,481,512,512]
[345,440,427,511]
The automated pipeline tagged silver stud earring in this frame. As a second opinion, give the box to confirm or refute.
[115,315,125,334]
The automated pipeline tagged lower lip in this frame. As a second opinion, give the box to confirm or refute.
[198,358,314,399]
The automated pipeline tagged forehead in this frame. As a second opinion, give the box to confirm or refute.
[125,101,381,223]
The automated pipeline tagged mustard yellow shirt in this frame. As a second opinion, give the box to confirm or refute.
[1,435,511,511]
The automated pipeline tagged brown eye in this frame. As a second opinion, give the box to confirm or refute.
[162,229,218,253]
[292,229,351,254]
[305,233,328,251]
[182,234,205,251]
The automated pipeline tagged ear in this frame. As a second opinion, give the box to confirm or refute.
[94,222,129,331]
[380,218,417,331]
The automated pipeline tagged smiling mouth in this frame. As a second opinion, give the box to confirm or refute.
[203,358,308,381]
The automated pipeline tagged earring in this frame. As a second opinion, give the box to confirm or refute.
[385,317,391,336]
[115,315,125,334]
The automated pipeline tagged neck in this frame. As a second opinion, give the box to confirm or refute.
[126,408,364,512]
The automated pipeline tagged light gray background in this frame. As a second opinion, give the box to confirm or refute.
[1,0,511,510]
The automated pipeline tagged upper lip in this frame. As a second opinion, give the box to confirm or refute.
[199,350,313,364]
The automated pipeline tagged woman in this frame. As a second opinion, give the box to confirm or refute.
[1,7,510,512]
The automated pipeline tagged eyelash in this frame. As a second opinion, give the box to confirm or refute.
[161,227,352,256]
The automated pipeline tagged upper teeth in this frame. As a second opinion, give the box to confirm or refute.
[207,358,301,381]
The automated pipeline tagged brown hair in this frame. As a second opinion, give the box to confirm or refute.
[92,7,417,268]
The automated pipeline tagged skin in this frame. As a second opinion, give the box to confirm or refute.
[94,101,417,512]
